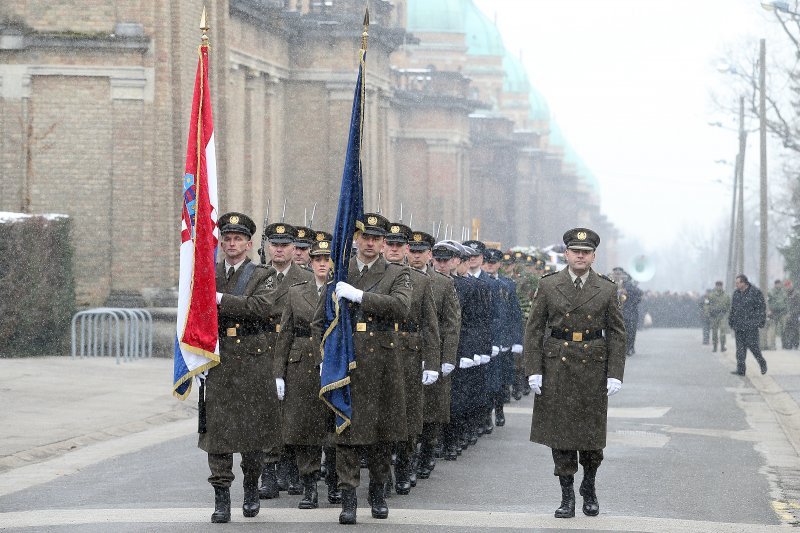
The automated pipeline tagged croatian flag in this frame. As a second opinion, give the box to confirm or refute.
[173,43,220,399]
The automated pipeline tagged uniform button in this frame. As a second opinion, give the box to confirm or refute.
[235,323,240,328]
[561,356,566,362]
[370,348,374,353]
[583,344,588,349]
[369,332,374,337]
[257,348,261,353]
[390,342,394,347]
[402,332,407,336]
[564,328,569,332]
[586,330,590,334]
[368,317,373,321]
[565,313,570,317]
[582,359,587,363]
[236,339,240,344]
[587,315,592,319]
[563,342,568,347]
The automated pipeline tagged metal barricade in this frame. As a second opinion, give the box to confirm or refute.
[71,308,153,364]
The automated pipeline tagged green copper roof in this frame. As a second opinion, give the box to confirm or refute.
[548,121,600,193]
[528,86,550,122]
[503,51,530,93]
[464,1,504,56]
[406,0,466,33]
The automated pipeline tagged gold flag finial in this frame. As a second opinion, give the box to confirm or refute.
[200,6,209,43]
[361,8,369,51]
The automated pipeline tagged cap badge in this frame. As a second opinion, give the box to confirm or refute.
[504,254,510,260]
[390,225,400,234]
[320,241,329,249]
[276,225,285,234]
[367,216,378,225]
[413,234,422,242]
[577,231,587,241]
[298,229,306,237]
[316,233,325,241]
[229,215,239,224]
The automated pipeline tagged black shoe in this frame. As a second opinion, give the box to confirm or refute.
[339,487,357,525]
[495,405,506,427]
[368,482,389,519]
[327,483,342,504]
[258,462,279,499]
[731,370,745,376]
[444,445,458,461]
[359,456,368,469]
[298,475,319,509]
[286,460,302,495]
[554,475,575,518]
[276,458,289,492]
[468,429,478,446]
[760,360,768,374]
[395,461,411,495]
[579,469,599,516]
[211,486,231,523]
[242,477,260,517]
[721,347,727,352]
[511,386,523,401]
[484,414,494,434]
[434,444,444,459]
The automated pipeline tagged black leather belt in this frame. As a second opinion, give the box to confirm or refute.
[293,326,312,337]
[219,323,267,337]
[398,321,419,333]
[551,329,604,342]
[353,321,398,333]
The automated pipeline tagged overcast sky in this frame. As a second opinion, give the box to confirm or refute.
[473,0,783,256]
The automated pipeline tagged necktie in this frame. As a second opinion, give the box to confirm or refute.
[227,266,234,280]
[361,265,368,277]
[575,277,582,291]
[277,272,285,284]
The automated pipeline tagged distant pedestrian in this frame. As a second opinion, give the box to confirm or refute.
[707,281,731,353]
[700,290,711,345]
[785,281,800,350]
[728,274,768,376]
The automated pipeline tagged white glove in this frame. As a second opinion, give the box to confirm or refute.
[511,344,523,354]
[500,345,509,352]
[459,357,475,369]
[491,346,500,357]
[275,378,285,400]
[216,292,223,304]
[335,281,364,303]
[607,377,622,396]
[194,369,208,388]
[480,354,491,364]
[441,363,455,376]
[473,354,481,365]
[422,370,439,385]
[528,374,542,395]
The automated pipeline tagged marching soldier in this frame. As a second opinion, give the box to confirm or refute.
[200,212,281,523]
[384,222,440,495]
[292,225,315,268]
[259,222,314,498]
[312,212,411,524]
[273,230,334,510]
[413,232,461,480]
[707,281,731,352]
[524,228,626,519]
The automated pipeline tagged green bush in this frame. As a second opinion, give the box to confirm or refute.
[0,214,75,356]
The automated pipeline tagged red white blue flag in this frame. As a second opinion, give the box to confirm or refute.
[173,42,219,399]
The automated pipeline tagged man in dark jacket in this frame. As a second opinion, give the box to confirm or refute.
[728,274,768,376]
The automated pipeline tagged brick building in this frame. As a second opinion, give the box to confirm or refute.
[0,0,617,306]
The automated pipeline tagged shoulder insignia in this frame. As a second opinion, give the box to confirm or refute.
[598,273,616,284]
[541,271,558,279]
[290,280,309,287]
[265,276,275,290]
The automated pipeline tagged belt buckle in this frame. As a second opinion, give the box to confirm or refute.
[275,324,281,333]
[394,323,399,332]
[226,327,237,337]
[356,322,367,332]
[572,332,583,342]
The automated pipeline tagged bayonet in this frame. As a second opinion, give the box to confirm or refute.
[281,198,287,222]
[309,202,317,229]
[399,203,403,222]
[408,213,413,227]
[259,198,271,265]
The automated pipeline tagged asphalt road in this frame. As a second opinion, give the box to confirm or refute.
[0,328,794,532]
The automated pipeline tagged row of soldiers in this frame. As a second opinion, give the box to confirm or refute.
[200,210,531,524]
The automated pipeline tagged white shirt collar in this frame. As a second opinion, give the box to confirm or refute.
[275,263,292,277]
[567,268,590,285]
[356,257,379,271]
[225,258,247,272]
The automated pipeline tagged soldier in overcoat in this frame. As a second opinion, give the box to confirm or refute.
[259,222,314,498]
[413,233,461,480]
[274,231,334,510]
[199,212,281,523]
[384,223,440,495]
[524,228,626,519]
[312,212,411,524]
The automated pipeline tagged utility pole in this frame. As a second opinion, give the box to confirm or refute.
[736,97,747,277]
[759,38,768,291]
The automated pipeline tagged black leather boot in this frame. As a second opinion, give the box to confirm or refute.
[324,447,342,504]
[287,460,303,495]
[368,481,389,519]
[211,486,231,523]
[258,462,279,499]
[276,456,290,492]
[339,487,357,525]
[242,476,260,517]
[409,451,418,487]
[394,458,411,495]
[580,468,599,516]
[298,474,319,509]
[554,475,575,518]
[495,403,506,427]
[484,412,494,434]
[417,445,434,478]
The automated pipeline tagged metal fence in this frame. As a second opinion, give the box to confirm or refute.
[71,308,153,364]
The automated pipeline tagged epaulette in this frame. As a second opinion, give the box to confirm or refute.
[432,269,450,279]
[598,273,615,284]
[290,280,309,287]
[541,270,558,279]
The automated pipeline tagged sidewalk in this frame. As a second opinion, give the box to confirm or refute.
[0,356,196,475]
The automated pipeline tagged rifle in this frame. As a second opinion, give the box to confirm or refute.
[258,198,270,265]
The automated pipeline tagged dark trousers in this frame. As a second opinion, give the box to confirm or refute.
[734,328,767,373]
[420,422,440,449]
[551,448,603,477]
[336,441,391,489]
[702,319,710,344]
[294,444,322,477]
[624,317,638,352]
[208,451,264,488]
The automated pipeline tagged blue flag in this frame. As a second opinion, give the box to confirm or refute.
[319,39,367,434]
